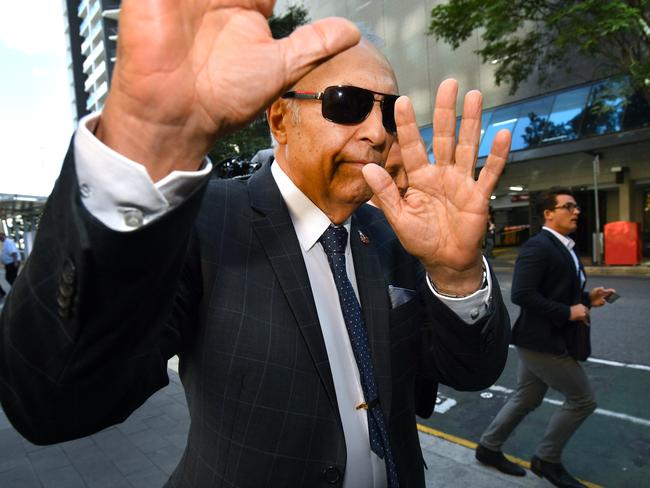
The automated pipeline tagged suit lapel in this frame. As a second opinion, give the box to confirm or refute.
[543,231,581,293]
[576,254,587,291]
[350,213,393,419]
[247,164,339,414]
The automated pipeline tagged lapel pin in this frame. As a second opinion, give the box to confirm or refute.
[358,230,369,245]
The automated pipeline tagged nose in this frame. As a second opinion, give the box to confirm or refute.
[357,101,389,147]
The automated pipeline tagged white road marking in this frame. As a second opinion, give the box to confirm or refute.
[587,357,650,371]
[507,345,650,371]
[488,385,650,427]
[434,397,457,414]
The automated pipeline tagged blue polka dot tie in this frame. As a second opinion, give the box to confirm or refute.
[319,225,399,488]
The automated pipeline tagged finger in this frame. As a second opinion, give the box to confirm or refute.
[476,129,511,198]
[280,18,360,89]
[394,96,429,176]
[432,79,459,166]
[362,164,402,221]
[455,90,482,176]
[254,0,277,18]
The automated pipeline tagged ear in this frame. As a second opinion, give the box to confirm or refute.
[267,100,290,145]
[543,209,553,222]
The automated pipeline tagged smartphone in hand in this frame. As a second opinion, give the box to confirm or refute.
[605,292,621,304]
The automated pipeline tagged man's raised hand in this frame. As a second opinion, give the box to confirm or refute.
[364,79,511,295]
[97,0,360,181]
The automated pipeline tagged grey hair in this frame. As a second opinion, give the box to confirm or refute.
[285,98,301,124]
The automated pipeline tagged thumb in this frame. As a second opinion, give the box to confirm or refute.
[279,18,360,88]
[362,164,402,219]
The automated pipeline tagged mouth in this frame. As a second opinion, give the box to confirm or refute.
[345,160,377,166]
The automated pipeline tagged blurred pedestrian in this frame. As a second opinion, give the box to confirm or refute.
[0,232,20,298]
[475,188,616,488]
[484,211,496,258]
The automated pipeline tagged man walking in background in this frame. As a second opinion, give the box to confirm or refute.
[475,188,616,488]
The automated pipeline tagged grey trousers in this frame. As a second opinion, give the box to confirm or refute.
[479,347,597,463]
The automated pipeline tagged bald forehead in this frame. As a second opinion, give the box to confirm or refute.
[294,39,397,91]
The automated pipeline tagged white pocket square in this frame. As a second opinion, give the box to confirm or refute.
[388,285,417,309]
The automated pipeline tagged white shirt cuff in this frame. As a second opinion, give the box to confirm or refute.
[426,256,493,324]
[73,112,213,231]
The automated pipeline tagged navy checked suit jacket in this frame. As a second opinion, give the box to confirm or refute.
[0,145,510,487]
[511,230,591,359]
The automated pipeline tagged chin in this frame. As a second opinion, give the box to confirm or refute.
[334,177,373,204]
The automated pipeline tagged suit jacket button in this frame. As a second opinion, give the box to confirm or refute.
[59,282,74,298]
[322,466,341,484]
[122,209,144,228]
[62,259,76,284]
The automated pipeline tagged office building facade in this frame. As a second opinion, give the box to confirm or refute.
[64,0,121,121]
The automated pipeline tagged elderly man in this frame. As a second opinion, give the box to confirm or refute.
[0,1,512,487]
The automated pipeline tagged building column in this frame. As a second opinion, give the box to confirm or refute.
[619,177,632,221]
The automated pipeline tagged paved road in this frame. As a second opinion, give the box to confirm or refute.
[417,273,650,488]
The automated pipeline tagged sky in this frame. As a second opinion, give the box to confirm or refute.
[0,1,74,196]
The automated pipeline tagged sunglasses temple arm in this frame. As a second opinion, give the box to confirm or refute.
[282,91,321,100]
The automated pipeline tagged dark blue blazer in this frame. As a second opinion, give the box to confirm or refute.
[511,229,591,359]
[1,145,510,488]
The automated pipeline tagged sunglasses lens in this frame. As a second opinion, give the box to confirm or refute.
[322,86,374,125]
[381,96,397,134]
[320,86,398,133]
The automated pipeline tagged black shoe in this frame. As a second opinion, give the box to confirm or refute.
[475,444,526,476]
[530,456,587,488]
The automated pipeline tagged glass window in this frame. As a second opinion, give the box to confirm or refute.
[622,88,650,131]
[480,110,493,145]
[510,96,554,151]
[581,77,630,136]
[478,106,519,158]
[544,86,591,143]
[419,125,434,163]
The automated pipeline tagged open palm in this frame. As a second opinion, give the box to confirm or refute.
[364,80,511,288]
[99,0,359,179]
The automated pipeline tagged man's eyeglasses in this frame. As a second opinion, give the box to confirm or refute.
[281,85,398,134]
[554,203,580,212]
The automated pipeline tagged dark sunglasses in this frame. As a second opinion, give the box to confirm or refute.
[282,85,399,134]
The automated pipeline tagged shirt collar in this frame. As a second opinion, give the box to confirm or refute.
[270,161,351,252]
[542,226,575,250]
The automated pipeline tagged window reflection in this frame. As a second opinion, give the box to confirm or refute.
[418,126,434,163]
[479,106,519,157]
[623,90,650,130]
[511,97,554,150]
[581,77,630,136]
[544,87,590,143]
[443,75,649,160]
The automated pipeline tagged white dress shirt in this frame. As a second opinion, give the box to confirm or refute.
[542,227,586,287]
[73,112,494,487]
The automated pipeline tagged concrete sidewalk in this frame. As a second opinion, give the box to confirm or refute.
[1,366,552,488]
